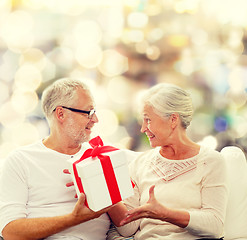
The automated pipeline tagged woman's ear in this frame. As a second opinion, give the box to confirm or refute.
[170,113,180,128]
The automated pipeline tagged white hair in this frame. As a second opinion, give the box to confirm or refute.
[142,83,194,129]
[41,78,91,122]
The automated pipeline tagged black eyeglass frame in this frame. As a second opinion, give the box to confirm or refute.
[56,106,96,119]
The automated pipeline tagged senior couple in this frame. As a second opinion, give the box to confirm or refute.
[0,78,227,240]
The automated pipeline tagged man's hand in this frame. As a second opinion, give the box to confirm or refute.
[70,193,111,224]
[63,168,111,221]
[63,169,74,187]
[63,168,77,197]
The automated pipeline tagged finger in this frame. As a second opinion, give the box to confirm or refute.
[127,208,148,219]
[126,208,142,216]
[97,205,112,215]
[120,213,142,225]
[63,169,71,174]
[120,217,131,226]
[78,193,86,205]
[66,182,74,187]
[148,185,156,201]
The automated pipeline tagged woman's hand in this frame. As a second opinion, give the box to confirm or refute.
[120,185,168,225]
[120,185,189,228]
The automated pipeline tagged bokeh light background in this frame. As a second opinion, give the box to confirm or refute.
[0,0,247,164]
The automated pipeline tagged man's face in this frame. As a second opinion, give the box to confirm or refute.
[63,88,98,144]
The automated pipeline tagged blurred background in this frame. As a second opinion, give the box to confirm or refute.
[0,0,247,163]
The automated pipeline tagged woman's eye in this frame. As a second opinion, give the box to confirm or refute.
[145,118,151,123]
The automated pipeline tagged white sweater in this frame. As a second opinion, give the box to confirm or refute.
[0,140,110,239]
[117,146,228,240]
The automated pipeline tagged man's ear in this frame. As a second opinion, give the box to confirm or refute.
[54,107,65,122]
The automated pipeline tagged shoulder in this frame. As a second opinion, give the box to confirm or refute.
[4,141,43,166]
[121,149,142,165]
[127,149,156,183]
[198,146,227,179]
[199,146,225,166]
[129,148,156,169]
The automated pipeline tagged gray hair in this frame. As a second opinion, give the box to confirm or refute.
[41,78,91,121]
[142,83,193,129]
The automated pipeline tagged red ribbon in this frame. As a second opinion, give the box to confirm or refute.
[72,136,122,209]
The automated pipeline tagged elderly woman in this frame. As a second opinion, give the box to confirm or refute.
[115,83,227,240]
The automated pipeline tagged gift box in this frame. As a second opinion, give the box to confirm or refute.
[68,136,134,212]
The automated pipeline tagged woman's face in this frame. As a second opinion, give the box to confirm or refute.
[141,104,172,148]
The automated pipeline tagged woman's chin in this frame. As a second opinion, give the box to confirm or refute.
[149,138,157,148]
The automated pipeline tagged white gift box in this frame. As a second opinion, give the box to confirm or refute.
[68,140,134,212]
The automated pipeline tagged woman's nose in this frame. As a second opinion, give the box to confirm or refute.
[140,122,147,133]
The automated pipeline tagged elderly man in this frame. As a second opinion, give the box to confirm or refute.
[0,78,128,240]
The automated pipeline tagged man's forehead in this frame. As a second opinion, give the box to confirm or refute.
[75,89,95,106]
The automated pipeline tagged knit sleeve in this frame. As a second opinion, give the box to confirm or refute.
[115,153,143,237]
[186,150,228,238]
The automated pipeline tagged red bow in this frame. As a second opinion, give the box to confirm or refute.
[72,136,122,208]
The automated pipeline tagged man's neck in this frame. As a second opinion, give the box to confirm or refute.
[42,136,82,155]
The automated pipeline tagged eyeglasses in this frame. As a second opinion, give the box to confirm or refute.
[60,106,96,119]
